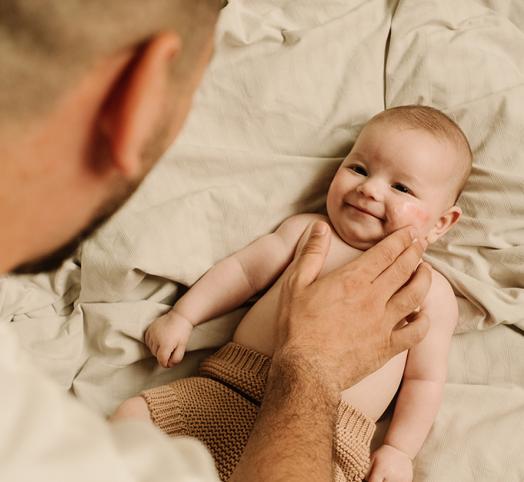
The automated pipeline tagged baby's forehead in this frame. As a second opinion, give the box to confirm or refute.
[352,123,456,162]
[349,125,465,195]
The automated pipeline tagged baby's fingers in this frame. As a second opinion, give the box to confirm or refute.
[157,343,177,368]
[146,336,160,358]
[168,344,187,367]
[145,328,161,355]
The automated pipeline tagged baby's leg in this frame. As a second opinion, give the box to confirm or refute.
[110,396,152,422]
[341,350,408,422]
[110,344,267,482]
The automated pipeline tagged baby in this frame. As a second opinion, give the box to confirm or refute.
[116,105,472,482]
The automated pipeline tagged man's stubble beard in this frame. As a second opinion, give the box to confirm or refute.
[11,180,138,274]
[11,119,170,275]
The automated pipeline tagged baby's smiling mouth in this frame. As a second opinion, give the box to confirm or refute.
[345,202,384,221]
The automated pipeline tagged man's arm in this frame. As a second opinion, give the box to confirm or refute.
[233,351,339,482]
[0,323,220,482]
[230,222,432,481]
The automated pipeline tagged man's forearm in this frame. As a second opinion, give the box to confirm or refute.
[230,352,340,482]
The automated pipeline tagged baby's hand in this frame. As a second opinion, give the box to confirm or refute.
[366,444,413,482]
[145,311,194,368]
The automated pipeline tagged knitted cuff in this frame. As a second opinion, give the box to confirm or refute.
[200,342,271,402]
[334,400,376,482]
[141,384,189,436]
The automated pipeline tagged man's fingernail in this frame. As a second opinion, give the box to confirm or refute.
[312,222,328,236]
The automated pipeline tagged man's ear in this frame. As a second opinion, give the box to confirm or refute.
[100,32,181,178]
[427,206,462,244]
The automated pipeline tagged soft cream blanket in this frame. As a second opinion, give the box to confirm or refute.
[1,1,523,480]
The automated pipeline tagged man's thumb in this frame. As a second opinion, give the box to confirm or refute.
[287,221,330,289]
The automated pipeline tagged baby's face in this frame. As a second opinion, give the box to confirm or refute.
[326,121,462,250]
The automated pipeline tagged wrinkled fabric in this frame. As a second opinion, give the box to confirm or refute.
[0,1,523,481]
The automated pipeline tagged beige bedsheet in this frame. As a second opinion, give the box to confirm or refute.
[1,0,523,480]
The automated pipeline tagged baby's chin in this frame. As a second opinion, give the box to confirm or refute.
[340,235,379,251]
[338,226,432,251]
[331,223,383,251]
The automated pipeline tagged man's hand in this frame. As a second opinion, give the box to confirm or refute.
[145,311,194,368]
[231,221,431,482]
[274,221,431,394]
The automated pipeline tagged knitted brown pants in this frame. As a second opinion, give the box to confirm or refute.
[142,342,375,481]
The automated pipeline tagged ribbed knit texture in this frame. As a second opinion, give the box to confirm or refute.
[334,402,376,481]
[142,342,375,481]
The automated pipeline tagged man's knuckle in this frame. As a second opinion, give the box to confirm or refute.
[408,283,426,305]
[381,244,397,263]
[404,290,420,309]
[387,264,404,287]
[407,244,422,265]
[342,272,357,292]
[394,300,410,317]
[287,270,303,290]
[301,243,322,256]
[394,249,419,279]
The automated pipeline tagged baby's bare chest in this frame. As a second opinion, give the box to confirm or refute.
[233,229,365,355]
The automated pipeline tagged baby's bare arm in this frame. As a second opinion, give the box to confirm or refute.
[171,214,315,325]
[146,215,317,366]
[382,270,458,459]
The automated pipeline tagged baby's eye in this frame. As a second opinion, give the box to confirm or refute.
[392,183,413,195]
[349,164,368,176]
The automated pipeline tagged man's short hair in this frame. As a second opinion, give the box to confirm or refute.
[369,105,473,202]
[0,0,222,123]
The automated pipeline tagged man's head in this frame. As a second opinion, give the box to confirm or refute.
[327,105,473,250]
[0,0,222,274]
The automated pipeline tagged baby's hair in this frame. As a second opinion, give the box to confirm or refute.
[369,105,472,203]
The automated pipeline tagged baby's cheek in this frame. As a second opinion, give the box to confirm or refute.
[388,201,431,234]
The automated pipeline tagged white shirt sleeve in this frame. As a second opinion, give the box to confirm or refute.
[0,323,219,482]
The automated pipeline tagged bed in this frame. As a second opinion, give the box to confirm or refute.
[2,0,523,480]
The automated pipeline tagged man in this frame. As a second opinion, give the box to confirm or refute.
[0,1,431,481]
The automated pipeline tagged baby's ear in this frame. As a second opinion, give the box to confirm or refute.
[427,206,462,244]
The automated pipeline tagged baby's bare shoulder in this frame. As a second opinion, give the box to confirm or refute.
[279,212,329,232]
[276,213,329,245]
[426,269,455,301]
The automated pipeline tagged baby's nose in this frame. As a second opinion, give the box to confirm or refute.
[357,180,383,200]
